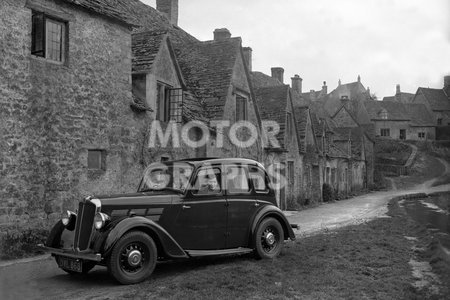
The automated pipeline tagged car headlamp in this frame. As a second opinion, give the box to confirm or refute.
[61,210,76,231]
[94,212,110,230]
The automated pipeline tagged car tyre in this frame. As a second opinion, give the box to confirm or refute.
[107,231,157,285]
[254,217,284,259]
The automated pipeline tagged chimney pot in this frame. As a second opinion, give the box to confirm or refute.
[322,81,327,95]
[396,84,401,95]
[291,74,303,94]
[242,47,252,72]
[357,75,361,82]
[214,28,231,41]
[271,67,284,84]
[156,0,178,26]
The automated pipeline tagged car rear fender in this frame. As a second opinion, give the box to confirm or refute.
[250,206,296,241]
[103,217,188,259]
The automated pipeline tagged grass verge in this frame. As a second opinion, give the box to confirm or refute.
[109,200,449,299]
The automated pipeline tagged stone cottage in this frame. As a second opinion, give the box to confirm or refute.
[330,101,375,190]
[0,0,265,225]
[254,83,303,209]
[411,75,450,139]
[364,100,436,141]
[0,0,146,223]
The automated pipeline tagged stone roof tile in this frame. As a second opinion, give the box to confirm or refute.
[255,85,290,148]
[417,88,450,111]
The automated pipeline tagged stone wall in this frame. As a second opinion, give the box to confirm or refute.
[0,0,147,225]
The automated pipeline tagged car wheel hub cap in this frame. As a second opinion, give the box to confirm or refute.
[128,250,142,266]
[264,232,276,246]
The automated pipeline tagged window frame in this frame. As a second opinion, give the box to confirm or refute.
[191,166,223,197]
[248,165,270,194]
[235,94,248,122]
[87,150,106,171]
[380,128,390,137]
[31,11,67,63]
[225,164,252,196]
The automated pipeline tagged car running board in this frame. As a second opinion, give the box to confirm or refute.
[186,248,254,257]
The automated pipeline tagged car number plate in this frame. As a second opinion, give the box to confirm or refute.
[57,256,82,273]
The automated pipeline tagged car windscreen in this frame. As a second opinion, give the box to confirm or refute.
[139,162,194,193]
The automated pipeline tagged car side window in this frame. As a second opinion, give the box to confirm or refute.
[192,167,222,195]
[249,166,269,193]
[226,165,251,195]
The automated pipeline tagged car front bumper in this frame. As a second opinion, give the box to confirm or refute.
[38,244,102,262]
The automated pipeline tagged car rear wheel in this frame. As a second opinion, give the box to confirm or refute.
[254,217,284,259]
[107,231,157,285]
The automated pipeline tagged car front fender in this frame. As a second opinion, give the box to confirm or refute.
[102,217,188,259]
[250,206,296,241]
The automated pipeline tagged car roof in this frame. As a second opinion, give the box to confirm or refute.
[169,158,266,169]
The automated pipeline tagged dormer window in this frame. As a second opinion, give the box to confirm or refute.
[379,109,388,120]
[236,94,248,121]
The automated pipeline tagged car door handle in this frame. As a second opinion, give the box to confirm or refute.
[182,205,191,210]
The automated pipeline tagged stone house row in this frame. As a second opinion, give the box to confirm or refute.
[371,77,450,141]
[0,0,374,223]
[249,67,375,208]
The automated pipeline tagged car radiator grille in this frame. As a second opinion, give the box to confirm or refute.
[74,201,96,251]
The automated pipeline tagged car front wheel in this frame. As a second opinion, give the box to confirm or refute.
[254,217,284,259]
[107,231,157,285]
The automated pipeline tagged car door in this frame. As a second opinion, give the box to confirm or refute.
[225,163,259,248]
[168,164,227,250]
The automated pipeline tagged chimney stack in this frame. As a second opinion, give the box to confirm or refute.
[214,28,231,41]
[357,75,361,83]
[341,95,350,109]
[291,74,303,94]
[310,90,316,102]
[156,0,178,26]
[271,67,284,84]
[322,81,327,95]
[396,84,401,95]
[242,47,252,72]
[338,79,342,86]
[444,75,450,94]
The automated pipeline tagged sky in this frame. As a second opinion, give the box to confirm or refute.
[142,0,450,99]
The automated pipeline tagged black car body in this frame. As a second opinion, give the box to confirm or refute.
[43,158,296,284]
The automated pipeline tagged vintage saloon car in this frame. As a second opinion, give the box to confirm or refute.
[43,158,296,284]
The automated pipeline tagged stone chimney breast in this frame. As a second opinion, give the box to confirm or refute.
[271,67,284,84]
[156,0,178,26]
[242,47,252,72]
[214,28,231,41]
[291,74,303,94]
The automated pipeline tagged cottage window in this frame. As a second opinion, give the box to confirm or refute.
[236,94,248,121]
[31,12,66,62]
[380,128,390,137]
[157,83,171,122]
[437,118,443,125]
[157,83,183,123]
[286,113,293,137]
[88,150,106,170]
[418,132,425,139]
